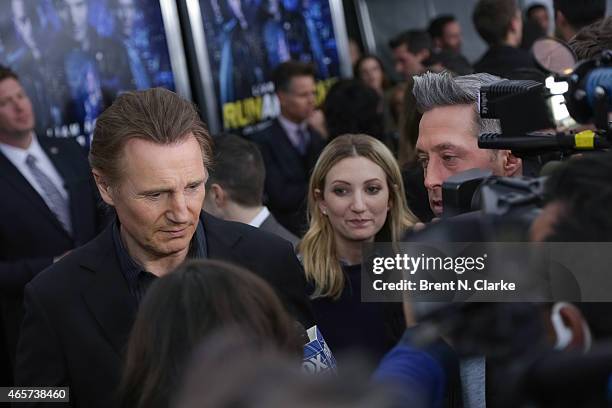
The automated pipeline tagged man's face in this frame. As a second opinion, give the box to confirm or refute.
[100,135,207,261]
[529,7,550,33]
[116,0,136,37]
[0,78,35,142]
[392,44,425,79]
[441,21,462,52]
[416,104,506,217]
[56,0,88,43]
[278,75,316,123]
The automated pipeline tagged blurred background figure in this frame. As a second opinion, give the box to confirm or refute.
[473,0,537,79]
[553,0,606,43]
[119,259,302,408]
[568,15,612,60]
[388,30,431,80]
[354,55,405,136]
[427,13,474,75]
[526,3,550,34]
[298,134,417,363]
[204,134,299,247]
[428,14,463,54]
[322,79,394,150]
[354,54,391,97]
[251,61,326,237]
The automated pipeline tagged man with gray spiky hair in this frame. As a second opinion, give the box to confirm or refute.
[413,71,522,217]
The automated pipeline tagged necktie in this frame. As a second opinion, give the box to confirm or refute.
[296,128,308,156]
[25,154,72,235]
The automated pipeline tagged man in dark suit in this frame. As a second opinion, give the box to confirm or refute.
[0,65,103,385]
[204,134,298,247]
[251,61,325,237]
[15,88,313,407]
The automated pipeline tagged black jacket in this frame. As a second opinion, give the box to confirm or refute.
[474,45,537,79]
[0,136,104,384]
[250,119,326,236]
[15,213,314,407]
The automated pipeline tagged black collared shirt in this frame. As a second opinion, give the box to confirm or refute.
[112,217,207,303]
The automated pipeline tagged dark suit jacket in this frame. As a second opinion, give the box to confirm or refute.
[474,45,538,79]
[260,213,299,248]
[0,136,103,384]
[251,119,325,236]
[15,213,313,408]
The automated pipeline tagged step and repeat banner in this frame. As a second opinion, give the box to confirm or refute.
[0,0,190,146]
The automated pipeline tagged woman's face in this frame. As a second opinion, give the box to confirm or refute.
[358,58,384,92]
[318,156,390,245]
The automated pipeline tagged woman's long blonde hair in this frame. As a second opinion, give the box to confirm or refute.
[297,134,418,299]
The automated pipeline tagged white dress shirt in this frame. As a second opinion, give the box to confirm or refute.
[248,206,271,228]
[0,134,69,204]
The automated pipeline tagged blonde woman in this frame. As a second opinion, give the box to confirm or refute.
[298,134,418,359]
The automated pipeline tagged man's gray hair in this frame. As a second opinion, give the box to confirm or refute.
[412,71,502,136]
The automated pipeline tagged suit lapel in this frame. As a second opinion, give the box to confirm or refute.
[80,225,137,356]
[0,150,68,235]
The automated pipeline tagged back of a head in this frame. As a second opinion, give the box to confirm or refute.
[412,71,502,135]
[207,134,265,207]
[388,30,431,54]
[323,79,383,140]
[568,16,612,60]
[553,0,606,31]
[473,0,519,46]
[428,15,456,41]
[273,61,316,93]
[120,259,299,408]
[89,87,212,185]
[177,330,401,408]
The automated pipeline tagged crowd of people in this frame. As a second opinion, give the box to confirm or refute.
[0,0,611,407]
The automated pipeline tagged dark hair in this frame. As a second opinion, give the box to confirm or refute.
[89,87,212,185]
[176,329,400,408]
[207,134,265,207]
[353,54,391,91]
[273,61,316,93]
[388,30,431,54]
[428,14,457,40]
[473,0,519,46]
[119,259,300,408]
[0,65,19,83]
[553,0,606,30]
[526,3,547,19]
[323,79,383,141]
[569,16,612,60]
[544,153,612,242]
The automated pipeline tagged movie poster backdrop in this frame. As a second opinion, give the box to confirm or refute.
[0,0,186,147]
[194,0,347,134]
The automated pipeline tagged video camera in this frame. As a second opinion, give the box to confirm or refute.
[442,44,611,218]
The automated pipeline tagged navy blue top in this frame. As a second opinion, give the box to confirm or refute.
[311,263,404,364]
[112,217,207,303]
